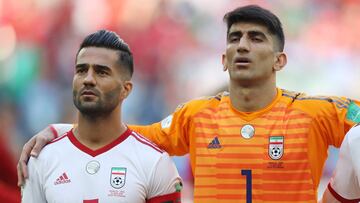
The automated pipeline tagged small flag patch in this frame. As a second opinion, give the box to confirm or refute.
[269,136,284,160]
[346,101,360,123]
[110,167,126,189]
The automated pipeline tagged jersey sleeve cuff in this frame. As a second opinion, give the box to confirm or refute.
[146,191,181,203]
[328,183,360,203]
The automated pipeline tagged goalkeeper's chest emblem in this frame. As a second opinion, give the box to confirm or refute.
[110,167,127,189]
[268,136,284,160]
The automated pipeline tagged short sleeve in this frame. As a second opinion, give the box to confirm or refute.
[329,126,360,200]
[146,152,182,200]
[21,157,46,203]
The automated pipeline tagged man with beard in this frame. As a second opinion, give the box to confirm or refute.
[21,30,182,203]
[19,5,360,202]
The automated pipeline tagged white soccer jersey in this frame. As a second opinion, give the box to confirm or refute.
[22,128,181,203]
[328,124,360,202]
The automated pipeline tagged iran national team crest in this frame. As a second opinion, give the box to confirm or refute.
[110,167,126,189]
[269,136,284,160]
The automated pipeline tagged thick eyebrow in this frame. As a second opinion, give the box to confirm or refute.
[75,63,87,69]
[93,64,111,72]
[228,30,268,40]
[247,30,267,39]
[75,64,111,72]
[228,31,242,40]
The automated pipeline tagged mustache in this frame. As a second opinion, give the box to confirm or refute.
[78,87,101,96]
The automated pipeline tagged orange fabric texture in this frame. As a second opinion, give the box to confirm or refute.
[130,88,359,202]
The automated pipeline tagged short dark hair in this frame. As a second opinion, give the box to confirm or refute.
[77,29,134,78]
[223,5,285,51]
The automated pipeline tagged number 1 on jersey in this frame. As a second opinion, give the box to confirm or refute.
[241,169,252,203]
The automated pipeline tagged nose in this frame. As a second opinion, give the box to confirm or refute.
[83,68,96,86]
[237,37,250,53]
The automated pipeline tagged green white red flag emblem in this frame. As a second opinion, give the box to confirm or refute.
[110,167,126,189]
[269,136,284,160]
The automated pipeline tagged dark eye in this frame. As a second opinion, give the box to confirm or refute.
[76,68,86,74]
[251,37,263,42]
[229,36,240,43]
[97,70,108,76]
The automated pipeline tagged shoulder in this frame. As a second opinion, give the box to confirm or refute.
[282,89,352,107]
[345,124,360,146]
[281,89,359,117]
[36,131,71,160]
[126,130,175,168]
[338,124,360,163]
[127,130,165,155]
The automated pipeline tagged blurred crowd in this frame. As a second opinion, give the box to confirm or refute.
[1,0,360,202]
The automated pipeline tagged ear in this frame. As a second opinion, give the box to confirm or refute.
[273,52,287,72]
[120,81,133,100]
[222,53,228,71]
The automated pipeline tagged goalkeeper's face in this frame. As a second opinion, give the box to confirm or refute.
[72,47,131,118]
[221,22,286,86]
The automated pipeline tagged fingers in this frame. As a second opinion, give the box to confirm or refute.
[17,163,24,187]
[30,137,49,157]
[17,126,56,187]
[17,139,35,186]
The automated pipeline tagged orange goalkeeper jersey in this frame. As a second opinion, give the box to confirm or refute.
[130,88,360,203]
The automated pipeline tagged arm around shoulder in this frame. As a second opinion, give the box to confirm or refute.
[17,123,73,186]
[50,123,74,137]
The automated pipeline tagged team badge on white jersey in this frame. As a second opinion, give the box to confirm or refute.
[269,136,284,160]
[110,167,126,189]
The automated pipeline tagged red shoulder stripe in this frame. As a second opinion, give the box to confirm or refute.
[48,131,69,145]
[130,132,164,153]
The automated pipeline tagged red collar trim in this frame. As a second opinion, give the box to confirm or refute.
[67,128,132,157]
